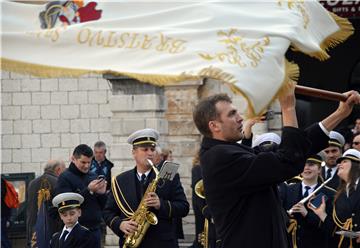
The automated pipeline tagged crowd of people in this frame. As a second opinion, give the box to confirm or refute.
[1,84,360,248]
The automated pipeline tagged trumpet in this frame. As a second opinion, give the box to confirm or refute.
[287,176,332,215]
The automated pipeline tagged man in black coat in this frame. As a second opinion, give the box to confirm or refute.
[192,86,359,248]
[26,160,66,248]
[103,128,189,248]
[55,144,107,248]
[281,155,336,248]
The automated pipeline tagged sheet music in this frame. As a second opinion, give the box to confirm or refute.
[159,161,179,181]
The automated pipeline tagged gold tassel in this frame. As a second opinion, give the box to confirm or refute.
[307,12,354,61]
[37,188,51,210]
[287,219,298,248]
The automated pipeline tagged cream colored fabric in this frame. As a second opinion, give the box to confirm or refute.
[1,0,353,116]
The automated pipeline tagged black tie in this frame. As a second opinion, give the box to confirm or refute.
[303,186,311,198]
[326,169,332,180]
[59,230,69,247]
[141,174,147,186]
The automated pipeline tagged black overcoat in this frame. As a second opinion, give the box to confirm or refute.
[200,125,328,248]
[103,167,189,248]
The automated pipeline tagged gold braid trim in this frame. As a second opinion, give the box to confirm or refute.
[332,205,353,248]
[287,218,298,248]
[111,176,134,218]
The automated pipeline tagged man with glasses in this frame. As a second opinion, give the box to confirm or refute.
[352,133,360,151]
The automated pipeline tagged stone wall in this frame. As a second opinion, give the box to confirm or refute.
[1,71,113,176]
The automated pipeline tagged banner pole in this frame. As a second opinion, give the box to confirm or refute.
[295,85,347,102]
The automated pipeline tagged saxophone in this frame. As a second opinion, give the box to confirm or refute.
[123,159,160,248]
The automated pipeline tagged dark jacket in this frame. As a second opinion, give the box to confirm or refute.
[281,182,336,248]
[50,223,97,248]
[26,171,62,247]
[103,167,189,248]
[321,186,360,248]
[55,163,107,230]
[90,157,114,191]
[200,125,328,248]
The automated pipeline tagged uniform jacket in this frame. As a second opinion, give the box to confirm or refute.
[281,182,336,248]
[200,124,329,248]
[321,167,340,191]
[55,163,107,230]
[322,185,360,248]
[103,167,189,248]
[50,223,97,248]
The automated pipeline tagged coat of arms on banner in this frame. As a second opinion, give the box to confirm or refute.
[39,1,102,29]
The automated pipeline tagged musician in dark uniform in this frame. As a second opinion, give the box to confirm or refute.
[191,151,217,248]
[321,131,345,191]
[192,87,359,248]
[103,128,189,248]
[309,149,360,248]
[50,192,96,248]
[281,155,336,248]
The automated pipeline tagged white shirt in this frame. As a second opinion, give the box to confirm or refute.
[136,169,151,182]
[301,182,317,196]
[59,221,78,241]
[324,166,337,179]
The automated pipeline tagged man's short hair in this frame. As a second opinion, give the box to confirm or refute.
[193,93,232,137]
[73,144,93,159]
[94,141,106,151]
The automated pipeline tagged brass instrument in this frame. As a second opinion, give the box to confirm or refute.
[123,159,160,248]
[194,179,208,248]
[288,176,332,215]
[195,179,205,199]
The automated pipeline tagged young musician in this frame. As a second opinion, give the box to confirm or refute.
[309,149,360,248]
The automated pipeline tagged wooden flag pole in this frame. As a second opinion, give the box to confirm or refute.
[295,85,347,102]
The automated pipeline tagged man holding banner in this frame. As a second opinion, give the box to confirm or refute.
[192,84,360,248]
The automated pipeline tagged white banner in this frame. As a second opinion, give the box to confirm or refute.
[0,0,353,116]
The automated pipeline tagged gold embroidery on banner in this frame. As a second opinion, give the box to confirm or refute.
[278,0,309,29]
[77,28,187,54]
[198,29,270,68]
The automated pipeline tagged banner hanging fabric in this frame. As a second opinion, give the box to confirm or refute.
[1,0,353,116]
